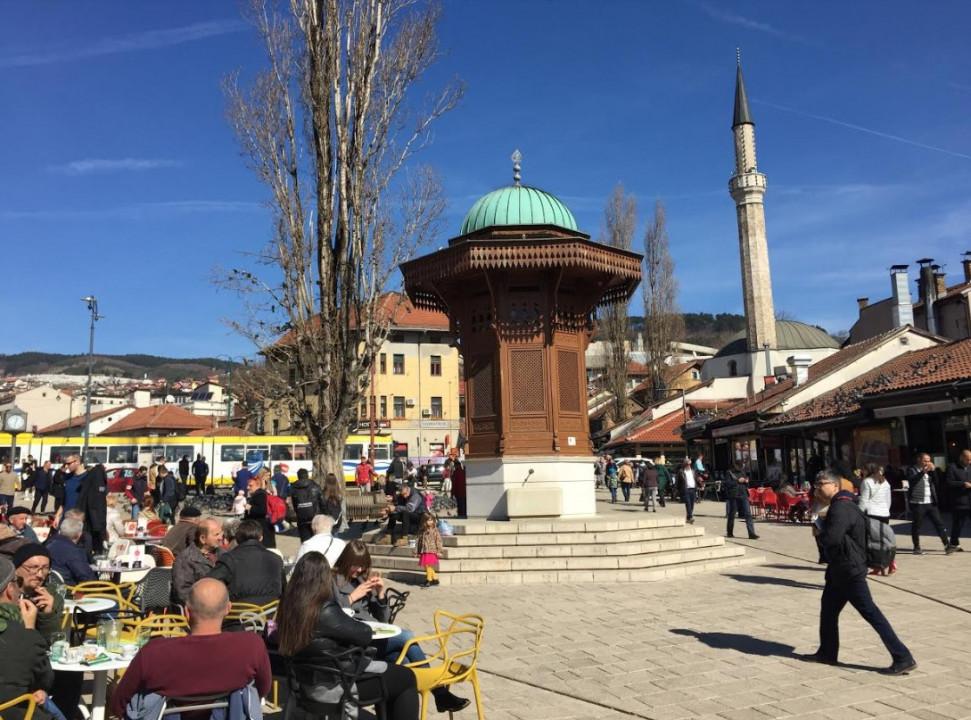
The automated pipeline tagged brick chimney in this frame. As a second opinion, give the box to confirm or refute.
[963,251,971,283]
[856,297,869,312]
[933,268,947,298]
[890,264,913,327]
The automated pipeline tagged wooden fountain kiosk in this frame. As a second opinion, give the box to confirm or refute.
[401,157,642,519]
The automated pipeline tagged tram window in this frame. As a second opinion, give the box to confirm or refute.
[83,447,108,465]
[108,446,138,464]
[372,445,390,461]
[49,446,80,464]
[140,446,165,460]
[293,445,309,461]
[246,446,269,463]
[165,446,195,463]
[343,444,363,461]
[221,445,245,462]
[270,445,293,461]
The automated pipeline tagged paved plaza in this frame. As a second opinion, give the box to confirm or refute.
[273,489,971,720]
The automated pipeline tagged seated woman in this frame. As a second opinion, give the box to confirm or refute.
[276,552,418,720]
[105,495,127,544]
[138,494,159,523]
[779,480,810,522]
[331,541,468,714]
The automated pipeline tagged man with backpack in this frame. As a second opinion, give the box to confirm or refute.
[800,469,916,675]
[289,469,326,542]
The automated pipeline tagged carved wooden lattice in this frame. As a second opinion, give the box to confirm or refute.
[558,349,581,412]
[470,357,494,417]
[511,349,545,413]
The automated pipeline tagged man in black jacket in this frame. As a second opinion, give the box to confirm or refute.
[289,469,325,542]
[801,470,916,674]
[905,453,953,555]
[208,520,285,606]
[74,461,108,553]
[946,449,971,550]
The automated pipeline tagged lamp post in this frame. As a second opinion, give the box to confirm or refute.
[81,296,102,461]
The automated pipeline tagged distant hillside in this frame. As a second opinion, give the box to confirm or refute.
[0,353,242,383]
[623,313,747,350]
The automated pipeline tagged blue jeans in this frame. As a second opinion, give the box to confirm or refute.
[819,573,911,663]
[130,503,140,520]
[620,484,631,502]
[683,488,696,520]
[726,495,756,537]
[377,628,425,665]
[608,485,617,503]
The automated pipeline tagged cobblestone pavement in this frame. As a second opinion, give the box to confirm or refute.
[272,488,971,719]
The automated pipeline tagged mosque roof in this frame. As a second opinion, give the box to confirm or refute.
[713,320,840,358]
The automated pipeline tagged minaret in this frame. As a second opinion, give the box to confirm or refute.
[729,53,777,361]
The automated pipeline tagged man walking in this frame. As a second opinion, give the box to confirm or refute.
[724,464,759,540]
[905,453,953,555]
[801,470,916,674]
[30,462,52,514]
[677,458,697,524]
[946,449,971,551]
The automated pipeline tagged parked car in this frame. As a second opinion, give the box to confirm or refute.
[420,459,447,489]
[106,467,136,494]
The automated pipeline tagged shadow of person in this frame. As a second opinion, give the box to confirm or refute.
[671,628,795,657]
[724,573,824,590]
[760,563,824,572]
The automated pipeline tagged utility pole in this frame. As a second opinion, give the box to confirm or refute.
[81,296,102,460]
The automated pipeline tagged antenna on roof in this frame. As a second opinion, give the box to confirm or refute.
[511,149,522,187]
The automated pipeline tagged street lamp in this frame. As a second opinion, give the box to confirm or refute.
[81,296,103,460]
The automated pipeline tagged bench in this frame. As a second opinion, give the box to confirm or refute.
[344,493,387,524]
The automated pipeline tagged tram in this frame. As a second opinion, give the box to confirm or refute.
[0,431,395,486]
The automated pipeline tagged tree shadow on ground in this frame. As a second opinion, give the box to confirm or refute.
[670,628,796,657]
[724,573,824,590]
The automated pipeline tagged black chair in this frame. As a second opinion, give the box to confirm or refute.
[70,606,142,645]
[384,589,410,624]
[151,688,255,720]
[284,647,387,720]
[132,567,174,615]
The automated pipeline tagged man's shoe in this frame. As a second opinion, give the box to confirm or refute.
[881,658,917,675]
[949,544,964,552]
[726,533,734,538]
[434,692,470,713]
[913,548,925,555]
[797,652,837,665]
[945,545,957,555]
[748,534,760,540]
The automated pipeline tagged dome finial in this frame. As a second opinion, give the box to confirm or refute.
[511,149,522,187]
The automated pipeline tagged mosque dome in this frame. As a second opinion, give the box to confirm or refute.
[714,320,839,358]
[460,185,578,235]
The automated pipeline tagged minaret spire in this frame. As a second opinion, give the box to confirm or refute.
[733,51,754,128]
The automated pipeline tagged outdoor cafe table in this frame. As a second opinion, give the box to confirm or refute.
[51,653,131,720]
[91,563,152,584]
[64,598,118,615]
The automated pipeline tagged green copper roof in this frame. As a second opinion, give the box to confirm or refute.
[714,320,840,358]
[460,185,578,235]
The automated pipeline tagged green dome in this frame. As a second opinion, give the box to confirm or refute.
[714,320,840,358]
[460,185,578,235]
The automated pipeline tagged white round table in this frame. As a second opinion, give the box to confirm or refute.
[64,598,118,614]
[52,653,132,720]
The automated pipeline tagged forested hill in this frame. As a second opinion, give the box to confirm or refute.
[0,353,241,382]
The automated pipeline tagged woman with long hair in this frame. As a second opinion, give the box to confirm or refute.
[331,541,468,713]
[277,552,419,720]
[322,472,345,530]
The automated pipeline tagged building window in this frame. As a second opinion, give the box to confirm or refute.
[430,355,442,376]
[393,396,406,418]
[379,353,387,374]
[393,354,405,374]
[380,396,388,418]
[430,396,443,418]
[359,401,367,419]
[288,366,297,386]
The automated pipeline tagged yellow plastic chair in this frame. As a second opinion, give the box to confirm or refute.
[0,693,37,720]
[68,581,139,612]
[121,613,190,642]
[395,611,485,720]
[223,601,278,632]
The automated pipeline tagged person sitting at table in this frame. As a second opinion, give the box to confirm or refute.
[13,544,64,644]
[6,506,40,543]
[207,519,285,606]
[172,519,224,606]
[111,578,272,720]
[138,494,159,523]
[159,506,203,558]
[780,480,811,523]
[295,515,346,566]
[0,556,56,720]
[47,518,97,586]
[277,552,419,720]
[331,541,469,714]
[381,484,424,547]
[105,495,127,544]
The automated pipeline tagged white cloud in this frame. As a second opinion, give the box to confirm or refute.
[50,158,183,175]
[0,200,263,221]
[0,19,247,69]
[697,3,806,43]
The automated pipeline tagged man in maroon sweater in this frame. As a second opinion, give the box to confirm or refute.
[111,578,271,717]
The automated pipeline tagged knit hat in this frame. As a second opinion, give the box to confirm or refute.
[180,506,202,519]
[12,543,50,568]
[6,506,31,517]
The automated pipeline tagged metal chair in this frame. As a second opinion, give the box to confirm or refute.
[122,613,190,641]
[0,694,37,720]
[285,647,387,720]
[131,567,174,614]
[385,588,410,624]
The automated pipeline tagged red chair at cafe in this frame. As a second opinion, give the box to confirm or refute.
[761,488,778,520]
[774,492,791,522]
[748,488,763,518]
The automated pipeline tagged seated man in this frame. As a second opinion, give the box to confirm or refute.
[46,518,97,586]
[7,507,40,544]
[159,506,203,557]
[295,514,346,566]
[0,556,54,720]
[383,484,423,547]
[207,520,285,606]
[111,578,272,719]
[172,519,224,606]
[13,544,64,644]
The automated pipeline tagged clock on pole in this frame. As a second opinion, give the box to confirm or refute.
[3,406,27,468]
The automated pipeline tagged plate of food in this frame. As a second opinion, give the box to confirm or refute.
[364,621,401,639]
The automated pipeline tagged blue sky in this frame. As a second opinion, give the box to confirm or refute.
[2,1,970,359]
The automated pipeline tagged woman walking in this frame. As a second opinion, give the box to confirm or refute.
[860,463,896,575]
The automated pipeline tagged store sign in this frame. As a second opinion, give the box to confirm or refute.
[420,420,450,429]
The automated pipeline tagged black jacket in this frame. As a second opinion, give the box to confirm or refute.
[30,467,51,492]
[905,465,939,505]
[208,539,285,606]
[245,489,276,548]
[0,612,53,720]
[290,478,325,524]
[946,461,971,510]
[51,470,67,502]
[288,601,375,692]
[722,470,749,500]
[819,491,868,582]
[76,464,108,532]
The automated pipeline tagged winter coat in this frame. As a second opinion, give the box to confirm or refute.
[30,467,51,493]
[946,461,971,510]
[290,478,325,524]
[48,534,98,586]
[76,464,108,532]
[0,606,53,720]
[416,526,443,557]
[208,539,285,606]
[905,465,939,505]
[172,543,220,605]
[818,491,868,582]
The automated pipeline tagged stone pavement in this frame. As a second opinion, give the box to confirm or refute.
[274,489,971,720]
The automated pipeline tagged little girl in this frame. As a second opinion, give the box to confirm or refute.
[233,490,247,517]
[415,512,443,588]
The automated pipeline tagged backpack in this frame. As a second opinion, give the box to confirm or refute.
[291,482,323,522]
[266,494,287,524]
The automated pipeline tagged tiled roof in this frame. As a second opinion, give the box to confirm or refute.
[101,405,212,434]
[766,337,971,427]
[631,361,703,394]
[711,378,795,424]
[618,410,685,445]
[38,405,133,434]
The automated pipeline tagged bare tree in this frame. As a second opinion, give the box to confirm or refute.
[642,201,684,402]
[600,183,637,425]
[222,0,461,477]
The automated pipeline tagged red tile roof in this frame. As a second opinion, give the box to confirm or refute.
[38,405,133,434]
[766,337,971,427]
[100,405,212,435]
[622,410,685,444]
